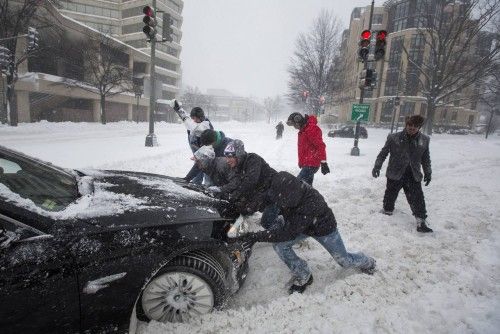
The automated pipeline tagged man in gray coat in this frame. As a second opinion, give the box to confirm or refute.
[372,115,433,233]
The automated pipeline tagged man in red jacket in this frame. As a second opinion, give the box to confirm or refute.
[286,112,330,185]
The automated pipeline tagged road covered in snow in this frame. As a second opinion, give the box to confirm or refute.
[1,121,499,333]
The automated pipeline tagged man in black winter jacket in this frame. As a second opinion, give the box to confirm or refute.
[230,171,376,294]
[372,115,433,233]
[223,140,280,228]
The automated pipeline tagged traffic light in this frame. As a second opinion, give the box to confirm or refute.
[374,30,387,61]
[162,13,174,42]
[358,30,371,62]
[359,69,376,89]
[27,27,39,52]
[0,46,12,71]
[142,6,156,39]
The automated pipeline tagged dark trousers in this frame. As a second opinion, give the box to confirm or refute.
[383,168,427,219]
[297,166,319,186]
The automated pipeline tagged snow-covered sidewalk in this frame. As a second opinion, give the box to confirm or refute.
[1,121,499,333]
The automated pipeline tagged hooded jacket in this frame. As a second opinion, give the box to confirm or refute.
[374,130,431,182]
[243,171,337,243]
[297,115,327,168]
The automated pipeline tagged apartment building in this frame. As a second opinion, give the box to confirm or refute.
[333,0,485,129]
[4,0,183,123]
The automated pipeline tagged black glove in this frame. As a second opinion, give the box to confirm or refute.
[424,174,431,186]
[372,168,380,178]
[320,162,330,175]
[173,99,181,112]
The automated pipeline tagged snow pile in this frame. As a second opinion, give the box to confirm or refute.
[1,121,499,333]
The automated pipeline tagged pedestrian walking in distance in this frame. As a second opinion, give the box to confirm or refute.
[275,121,284,139]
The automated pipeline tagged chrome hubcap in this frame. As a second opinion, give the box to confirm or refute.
[141,272,214,323]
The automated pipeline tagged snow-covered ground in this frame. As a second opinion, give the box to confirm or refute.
[1,121,499,333]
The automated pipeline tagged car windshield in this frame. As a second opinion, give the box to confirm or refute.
[0,151,79,212]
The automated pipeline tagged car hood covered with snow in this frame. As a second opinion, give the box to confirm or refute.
[0,168,235,234]
[71,169,232,229]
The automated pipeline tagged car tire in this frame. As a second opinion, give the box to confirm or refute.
[136,254,227,323]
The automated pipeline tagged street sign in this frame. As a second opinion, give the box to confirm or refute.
[351,103,370,121]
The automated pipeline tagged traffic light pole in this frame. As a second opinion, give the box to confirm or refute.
[145,0,158,147]
[351,0,375,156]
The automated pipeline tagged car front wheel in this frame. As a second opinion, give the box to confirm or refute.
[137,255,227,323]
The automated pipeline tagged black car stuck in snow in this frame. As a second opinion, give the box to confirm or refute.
[0,145,252,333]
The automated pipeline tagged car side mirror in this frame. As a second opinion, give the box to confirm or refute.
[0,228,20,249]
[78,176,95,196]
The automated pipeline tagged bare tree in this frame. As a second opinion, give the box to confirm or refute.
[64,33,133,124]
[180,86,220,119]
[181,86,205,112]
[287,9,342,115]
[479,61,500,137]
[0,0,61,125]
[400,0,500,134]
[264,95,281,123]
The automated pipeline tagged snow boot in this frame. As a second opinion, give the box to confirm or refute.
[360,258,377,275]
[288,274,313,294]
[380,209,393,216]
[416,218,433,233]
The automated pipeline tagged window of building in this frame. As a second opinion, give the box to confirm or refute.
[385,70,400,96]
[156,58,177,72]
[400,102,415,119]
[442,109,448,120]
[156,73,177,86]
[391,0,409,32]
[468,114,474,126]
[421,104,427,117]
[451,111,458,121]
[381,101,394,123]
[373,14,384,25]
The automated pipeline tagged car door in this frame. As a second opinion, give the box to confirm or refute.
[0,150,81,333]
[0,213,80,334]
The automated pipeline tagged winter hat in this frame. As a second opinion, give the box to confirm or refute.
[190,107,205,120]
[406,115,425,127]
[200,129,217,146]
[194,145,215,162]
[224,140,246,158]
[286,112,305,127]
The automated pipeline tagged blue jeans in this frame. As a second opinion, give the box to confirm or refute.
[297,166,319,186]
[272,229,375,281]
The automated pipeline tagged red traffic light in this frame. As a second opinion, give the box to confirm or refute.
[376,30,387,40]
[361,30,371,40]
[143,6,154,16]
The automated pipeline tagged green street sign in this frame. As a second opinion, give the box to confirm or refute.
[351,103,370,121]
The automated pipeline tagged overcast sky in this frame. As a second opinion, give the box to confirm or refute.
[180,0,377,99]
